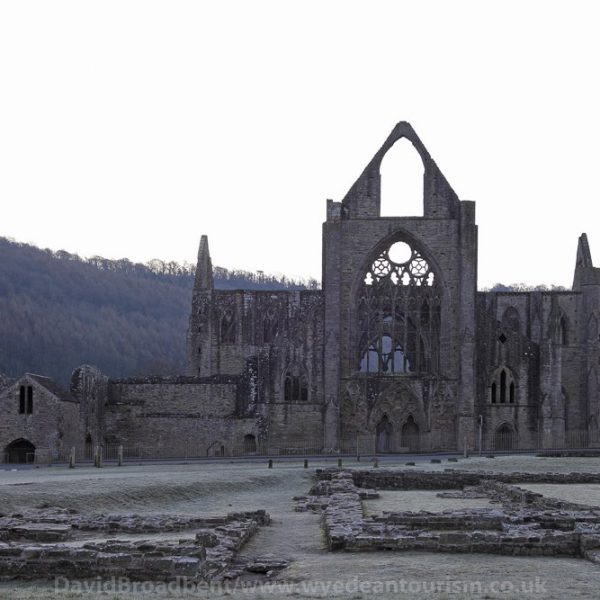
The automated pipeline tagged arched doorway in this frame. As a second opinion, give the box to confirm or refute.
[494,423,516,451]
[206,441,225,457]
[84,434,93,460]
[5,439,35,464]
[376,415,393,453]
[243,434,257,454]
[401,416,420,451]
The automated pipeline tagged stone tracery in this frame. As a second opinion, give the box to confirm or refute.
[358,239,441,375]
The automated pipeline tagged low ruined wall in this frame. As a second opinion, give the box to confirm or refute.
[0,508,270,582]
[103,379,258,455]
[349,469,600,490]
[308,469,600,562]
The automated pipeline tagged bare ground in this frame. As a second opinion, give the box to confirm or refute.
[2,455,600,599]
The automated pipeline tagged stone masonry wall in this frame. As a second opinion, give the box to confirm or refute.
[102,378,258,456]
[0,376,81,462]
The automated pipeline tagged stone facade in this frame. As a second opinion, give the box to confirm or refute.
[0,374,81,462]
[2,121,599,460]
[183,121,600,454]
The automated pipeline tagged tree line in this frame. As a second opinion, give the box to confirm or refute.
[0,237,317,386]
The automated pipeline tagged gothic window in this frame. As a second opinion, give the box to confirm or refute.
[490,367,516,404]
[19,386,33,414]
[359,335,411,374]
[283,373,308,402]
[363,241,435,288]
[358,238,440,375]
[559,314,568,345]
[551,309,568,345]
[19,386,25,414]
[263,311,278,344]
[379,137,424,218]
[220,309,236,344]
[26,386,33,414]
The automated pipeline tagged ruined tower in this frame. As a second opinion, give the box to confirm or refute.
[323,121,477,452]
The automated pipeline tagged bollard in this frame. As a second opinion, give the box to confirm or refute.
[356,454,361,462]
[98,446,103,468]
[337,458,342,468]
[69,447,75,469]
[117,445,123,467]
[304,459,308,469]
[268,459,273,469]
[373,458,379,468]
[463,436,468,458]
[94,446,100,468]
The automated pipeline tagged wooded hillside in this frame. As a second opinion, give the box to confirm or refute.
[0,238,315,385]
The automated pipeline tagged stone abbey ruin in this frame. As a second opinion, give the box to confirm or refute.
[2,121,600,462]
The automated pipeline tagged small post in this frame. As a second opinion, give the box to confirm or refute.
[117,445,123,467]
[463,436,468,458]
[69,447,75,469]
[94,446,99,468]
[373,458,379,468]
[337,457,342,468]
[478,415,484,457]
[98,446,103,468]
[303,459,308,469]
[268,459,273,469]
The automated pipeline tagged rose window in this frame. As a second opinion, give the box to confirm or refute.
[364,241,434,287]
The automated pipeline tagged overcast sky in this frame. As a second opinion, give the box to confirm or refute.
[1,1,599,288]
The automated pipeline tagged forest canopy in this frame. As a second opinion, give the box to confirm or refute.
[0,237,317,385]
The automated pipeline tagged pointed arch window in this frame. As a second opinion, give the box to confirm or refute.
[18,385,33,414]
[358,238,440,376]
[559,314,568,345]
[283,367,309,402]
[359,335,411,374]
[220,309,236,344]
[379,137,424,218]
[263,311,278,344]
[490,367,516,404]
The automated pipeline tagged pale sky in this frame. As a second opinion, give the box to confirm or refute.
[1,1,599,288]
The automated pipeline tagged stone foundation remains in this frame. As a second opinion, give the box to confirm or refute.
[295,468,600,565]
[0,507,271,582]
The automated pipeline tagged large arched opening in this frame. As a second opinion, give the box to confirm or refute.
[379,137,424,217]
[357,237,441,376]
[494,423,516,451]
[5,439,36,464]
